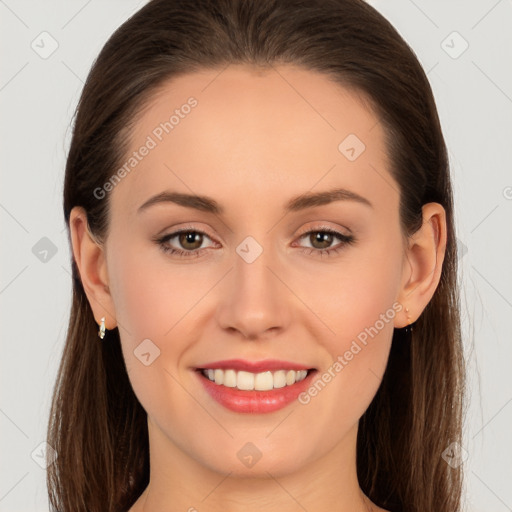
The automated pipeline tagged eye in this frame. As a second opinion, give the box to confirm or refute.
[155,227,217,258]
[294,227,355,257]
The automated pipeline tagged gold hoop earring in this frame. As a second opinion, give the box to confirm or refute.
[98,316,106,340]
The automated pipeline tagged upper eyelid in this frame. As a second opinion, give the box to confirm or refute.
[159,225,349,247]
[160,221,350,237]
[159,226,218,244]
[296,224,350,237]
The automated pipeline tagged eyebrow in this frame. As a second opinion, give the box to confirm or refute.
[137,187,373,215]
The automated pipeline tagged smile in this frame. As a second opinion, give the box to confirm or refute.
[194,361,318,413]
[200,368,310,391]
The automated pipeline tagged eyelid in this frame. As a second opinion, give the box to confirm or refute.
[155,223,219,242]
[156,222,350,243]
[294,222,352,238]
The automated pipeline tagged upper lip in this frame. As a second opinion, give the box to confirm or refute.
[196,359,314,373]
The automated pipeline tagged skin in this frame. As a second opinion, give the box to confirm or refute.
[70,64,446,512]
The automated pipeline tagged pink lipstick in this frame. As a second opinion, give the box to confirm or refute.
[194,359,317,413]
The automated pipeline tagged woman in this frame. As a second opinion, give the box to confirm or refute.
[47,0,465,511]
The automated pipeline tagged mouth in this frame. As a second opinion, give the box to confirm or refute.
[196,367,316,391]
[193,360,318,413]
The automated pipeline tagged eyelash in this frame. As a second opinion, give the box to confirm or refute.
[154,225,355,259]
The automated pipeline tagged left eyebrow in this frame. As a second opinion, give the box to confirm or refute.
[136,186,373,215]
[137,191,223,215]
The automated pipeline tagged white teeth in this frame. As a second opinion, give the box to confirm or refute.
[237,371,255,390]
[254,371,273,391]
[273,370,287,389]
[201,368,309,390]
[214,369,224,385]
[223,369,237,387]
[286,370,296,385]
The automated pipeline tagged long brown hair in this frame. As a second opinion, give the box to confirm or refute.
[48,0,466,510]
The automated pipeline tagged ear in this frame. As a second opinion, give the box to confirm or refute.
[69,206,117,330]
[395,202,447,328]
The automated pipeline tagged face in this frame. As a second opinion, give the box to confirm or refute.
[103,64,408,478]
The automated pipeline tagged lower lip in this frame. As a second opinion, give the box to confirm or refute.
[196,369,317,414]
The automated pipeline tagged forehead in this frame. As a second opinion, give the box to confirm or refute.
[110,64,397,220]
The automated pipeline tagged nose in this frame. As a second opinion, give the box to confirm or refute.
[216,243,291,340]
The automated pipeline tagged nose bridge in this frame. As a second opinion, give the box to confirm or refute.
[233,233,282,306]
[235,238,275,295]
[217,234,290,337]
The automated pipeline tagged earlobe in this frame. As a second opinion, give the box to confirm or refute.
[395,202,447,329]
[69,206,117,330]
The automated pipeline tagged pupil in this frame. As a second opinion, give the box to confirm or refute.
[180,232,201,249]
[312,232,332,249]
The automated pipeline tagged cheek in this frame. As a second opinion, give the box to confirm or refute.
[299,242,401,413]
[107,249,198,425]
[296,295,396,449]
[313,245,402,346]
[107,246,220,406]
[108,245,214,344]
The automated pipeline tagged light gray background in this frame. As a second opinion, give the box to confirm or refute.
[1,1,511,510]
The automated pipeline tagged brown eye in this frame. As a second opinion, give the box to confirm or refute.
[156,228,216,257]
[308,231,335,250]
[178,231,204,250]
[295,228,356,257]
